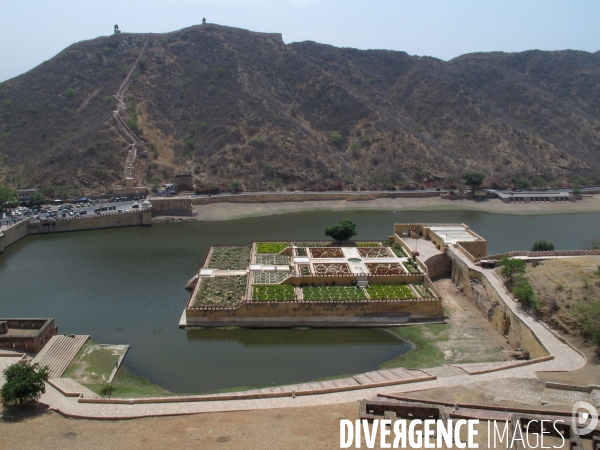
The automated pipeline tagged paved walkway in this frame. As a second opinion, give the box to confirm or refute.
[0,246,585,419]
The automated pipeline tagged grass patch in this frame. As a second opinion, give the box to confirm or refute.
[413,282,434,297]
[366,284,415,299]
[62,340,123,385]
[356,242,382,247]
[256,242,289,254]
[208,246,251,270]
[194,276,247,306]
[105,367,173,398]
[252,284,296,301]
[380,325,446,369]
[302,286,367,301]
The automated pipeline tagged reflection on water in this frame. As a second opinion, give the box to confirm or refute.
[1,209,599,392]
[186,328,408,346]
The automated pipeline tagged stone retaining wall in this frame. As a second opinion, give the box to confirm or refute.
[27,210,151,234]
[184,298,444,327]
[447,246,548,358]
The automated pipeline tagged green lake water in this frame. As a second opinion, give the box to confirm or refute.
[1,209,599,392]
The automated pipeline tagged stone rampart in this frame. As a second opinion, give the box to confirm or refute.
[447,246,548,358]
[483,249,600,261]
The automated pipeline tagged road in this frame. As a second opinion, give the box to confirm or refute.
[1,200,141,229]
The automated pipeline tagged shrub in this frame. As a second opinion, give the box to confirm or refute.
[1,363,50,407]
[573,187,582,195]
[531,240,555,251]
[512,276,539,310]
[100,383,116,399]
[573,300,600,348]
[65,88,76,98]
[324,219,357,242]
[328,131,343,147]
[500,257,526,279]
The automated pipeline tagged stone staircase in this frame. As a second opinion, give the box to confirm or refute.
[357,275,369,287]
[32,335,89,379]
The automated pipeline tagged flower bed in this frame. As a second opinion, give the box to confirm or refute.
[403,260,421,274]
[193,276,247,306]
[256,255,291,265]
[390,244,408,258]
[208,246,251,270]
[295,248,307,257]
[302,286,367,301]
[252,284,296,301]
[253,272,290,284]
[256,242,289,254]
[366,284,415,299]
[313,263,351,275]
[298,264,311,275]
[309,247,344,258]
[366,263,406,275]
[358,247,392,258]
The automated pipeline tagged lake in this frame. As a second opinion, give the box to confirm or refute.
[1,209,598,392]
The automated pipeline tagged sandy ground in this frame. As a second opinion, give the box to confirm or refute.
[153,196,600,222]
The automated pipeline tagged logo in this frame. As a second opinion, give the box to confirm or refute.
[572,401,598,436]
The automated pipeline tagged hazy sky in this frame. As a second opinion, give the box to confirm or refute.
[1,0,598,82]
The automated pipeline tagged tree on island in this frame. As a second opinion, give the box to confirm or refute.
[324,219,357,242]
[1,363,50,407]
[462,171,485,194]
[531,240,554,251]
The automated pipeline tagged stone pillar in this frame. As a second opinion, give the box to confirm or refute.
[142,207,152,226]
[0,230,4,254]
[125,177,134,193]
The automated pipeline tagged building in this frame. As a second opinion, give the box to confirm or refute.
[17,188,39,203]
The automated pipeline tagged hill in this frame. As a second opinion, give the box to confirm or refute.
[1,23,599,195]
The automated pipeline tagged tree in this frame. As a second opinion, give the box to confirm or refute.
[324,219,357,242]
[531,240,554,252]
[100,383,116,399]
[462,171,485,193]
[1,363,50,407]
[27,191,46,207]
[500,257,526,279]
[0,184,18,213]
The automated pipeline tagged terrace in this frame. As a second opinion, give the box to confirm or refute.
[187,240,436,310]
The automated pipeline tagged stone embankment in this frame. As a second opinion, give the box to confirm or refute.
[0,209,152,253]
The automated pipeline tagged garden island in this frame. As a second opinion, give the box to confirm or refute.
[180,221,485,327]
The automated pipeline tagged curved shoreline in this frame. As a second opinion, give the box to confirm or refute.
[153,196,600,222]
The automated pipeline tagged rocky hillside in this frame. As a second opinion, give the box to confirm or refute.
[1,23,599,195]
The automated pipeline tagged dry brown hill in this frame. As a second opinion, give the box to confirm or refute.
[1,23,599,195]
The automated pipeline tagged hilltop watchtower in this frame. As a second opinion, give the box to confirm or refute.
[202,18,206,24]
[114,24,121,35]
